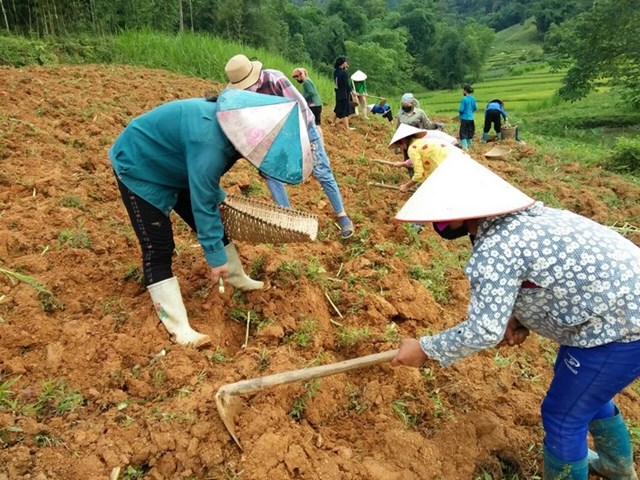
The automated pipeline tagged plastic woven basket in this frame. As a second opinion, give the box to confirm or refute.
[221,194,319,244]
[501,125,517,140]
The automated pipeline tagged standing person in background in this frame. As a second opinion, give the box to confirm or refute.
[109,91,304,348]
[292,67,324,141]
[225,54,355,239]
[396,93,430,129]
[332,56,356,132]
[482,99,508,142]
[351,69,368,118]
[392,152,640,480]
[458,84,477,150]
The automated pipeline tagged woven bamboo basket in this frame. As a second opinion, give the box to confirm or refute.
[484,145,512,161]
[501,125,517,140]
[221,194,318,244]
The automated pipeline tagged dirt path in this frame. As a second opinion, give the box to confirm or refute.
[0,65,639,479]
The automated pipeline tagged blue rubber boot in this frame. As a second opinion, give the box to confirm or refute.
[460,139,469,150]
[588,409,638,480]
[544,446,588,479]
[481,132,488,142]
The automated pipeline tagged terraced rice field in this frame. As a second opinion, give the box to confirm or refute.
[415,69,565,119]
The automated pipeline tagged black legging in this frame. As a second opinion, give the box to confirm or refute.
[483,109,502,134]
[116,177,228,286]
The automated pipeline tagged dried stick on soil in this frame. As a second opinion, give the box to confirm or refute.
[371,159,398,166]
[242,311,251,348]
[323,290,344,326]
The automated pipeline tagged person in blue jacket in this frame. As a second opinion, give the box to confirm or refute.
[370,102,393,122]
[482,99,508,142]
[109,91,307,348]
[458,84,477,151]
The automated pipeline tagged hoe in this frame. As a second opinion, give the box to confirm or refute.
[215,349,399,449]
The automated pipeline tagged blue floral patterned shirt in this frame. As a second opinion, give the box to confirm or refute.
[420,202,640,366]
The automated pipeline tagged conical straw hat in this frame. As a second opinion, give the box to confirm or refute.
[422,129,458,145]
[395,151,535,222]
[388,124,427,148]
[216,89,312,184]
[351,70,367,81]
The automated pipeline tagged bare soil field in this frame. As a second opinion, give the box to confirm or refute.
[1,64,639,480]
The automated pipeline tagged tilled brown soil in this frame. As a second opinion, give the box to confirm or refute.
[0,64,639,480]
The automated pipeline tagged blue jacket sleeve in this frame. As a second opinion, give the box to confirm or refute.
[183,118,237,267]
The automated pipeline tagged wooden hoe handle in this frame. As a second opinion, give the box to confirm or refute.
[220,349,398,396]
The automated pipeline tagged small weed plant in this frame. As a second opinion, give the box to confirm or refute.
[288,318,317,347]
[392,397,420,428]
[57,227,92,249]
[28,379,84,420]
[0,267,63,313]
[59,196,85,209]
[123,263,143,285]
[289,379,320,421]
[336,325,371,348]
[305,257,326,281]
[248,255,266,279]
[408,263,450,303]
[346,384,368,413]
[206,347,230,364]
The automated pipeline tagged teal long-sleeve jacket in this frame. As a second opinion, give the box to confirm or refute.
[109,98,239,267]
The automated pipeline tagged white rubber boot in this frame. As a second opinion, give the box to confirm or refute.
[147,277,211,348]
[224,243,264,291]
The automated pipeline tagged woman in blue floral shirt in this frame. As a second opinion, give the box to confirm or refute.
[392,151,640,480]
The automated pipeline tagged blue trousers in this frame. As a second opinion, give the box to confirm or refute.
[542,341,640,462]
[264,124,345,214]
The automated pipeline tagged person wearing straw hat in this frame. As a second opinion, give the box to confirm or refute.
[109,90,312,348]
[351,69,368,118]
[387,123,451,193]
[225,54,355,239]
[391,152,640,479]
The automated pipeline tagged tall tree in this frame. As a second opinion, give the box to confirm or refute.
[544,0,640,107]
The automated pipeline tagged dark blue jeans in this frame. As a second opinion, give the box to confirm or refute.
[116,177,228,286]
[542,341,640,462]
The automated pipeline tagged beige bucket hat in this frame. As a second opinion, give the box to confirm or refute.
[395,151,535,223]
[351,70,367,81]
[225,54,263,90]
[388,123,428,148]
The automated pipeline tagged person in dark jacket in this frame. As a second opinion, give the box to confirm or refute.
[482,99,508,142]
[332,56,356,131]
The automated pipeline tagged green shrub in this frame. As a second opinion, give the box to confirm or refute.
[0,36,58,66]
[605,137,640,174]
[0,34,115,67]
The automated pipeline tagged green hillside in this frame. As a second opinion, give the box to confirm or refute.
[484,17,544,78]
